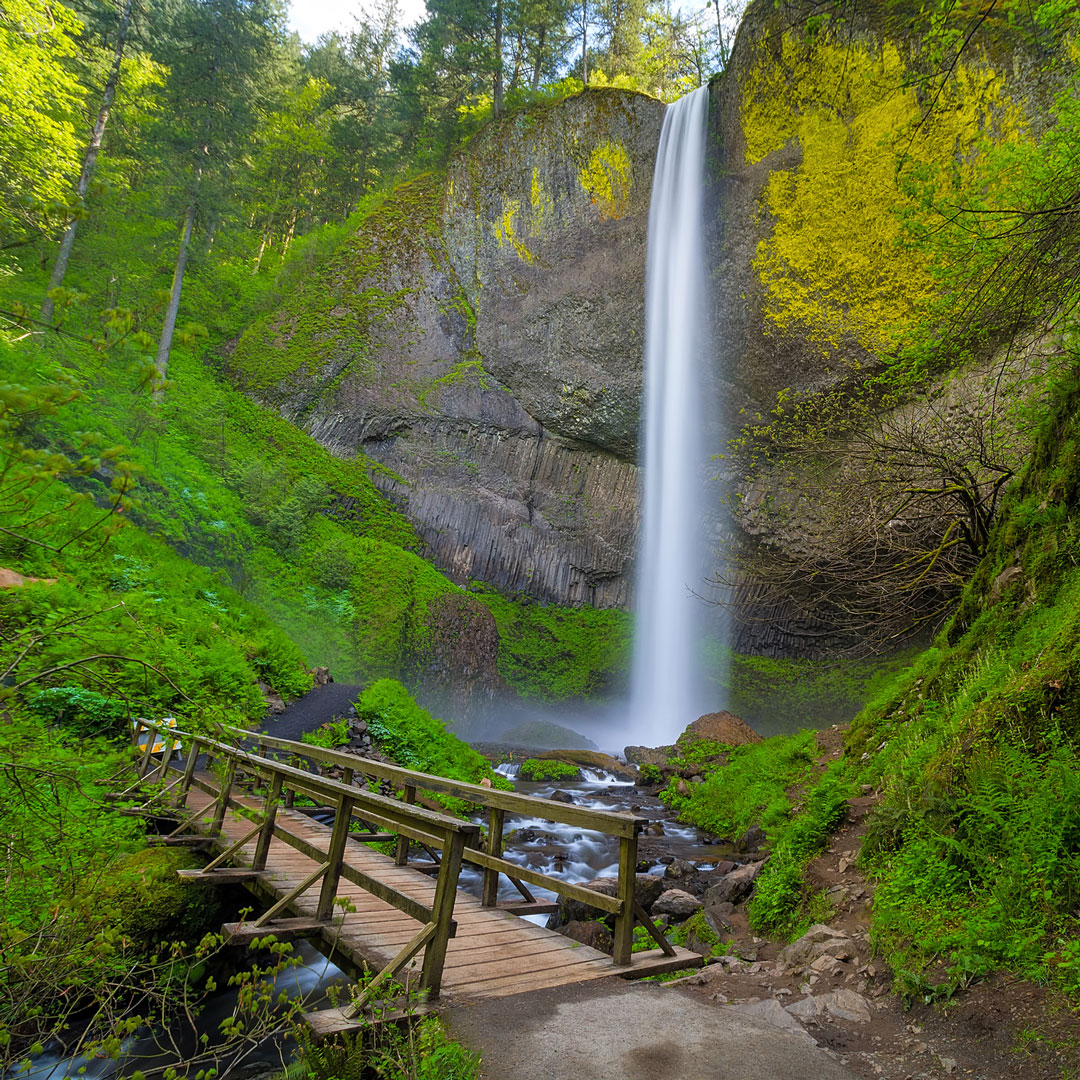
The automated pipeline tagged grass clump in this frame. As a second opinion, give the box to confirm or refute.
[518,758,581,782]
[660,730,818,840]
[356,679,498,786]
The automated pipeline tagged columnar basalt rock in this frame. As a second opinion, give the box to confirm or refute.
[228,91,665,611]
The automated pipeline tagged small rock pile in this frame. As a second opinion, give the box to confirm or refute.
[546,835,771,955]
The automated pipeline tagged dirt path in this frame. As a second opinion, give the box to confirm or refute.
[260,682,362,741]
[668,728,1080,1080]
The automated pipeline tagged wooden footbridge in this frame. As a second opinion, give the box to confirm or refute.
[119,721,701,1032]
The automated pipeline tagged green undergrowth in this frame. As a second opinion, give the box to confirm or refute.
[355,679,508,814]
[660,730,818,841]
[718,648,916,737]
[840,374,1080,1000]
[468,584,631,701]
[517,758,580,782]
[746,766,856,939]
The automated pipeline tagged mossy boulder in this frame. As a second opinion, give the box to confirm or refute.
[678,711,761,749]
[85,847,221,944]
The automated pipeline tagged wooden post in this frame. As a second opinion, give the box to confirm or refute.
[394,784,416,866]
[341,767,354,787]
[177,737,201,808]
[138,728,155,777]
[252,771,283,871]
[212,759,236,838]
[481,807,505,907]
[315,793,355,920]
[284,755,299,808]
[155,732,176,781]
[612,831,639,966]
[421,828,466,997]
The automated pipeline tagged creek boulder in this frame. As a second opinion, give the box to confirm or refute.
[560,919,613,953]
[653,888,702,918]
[547,873,664,929]
[535,749,636,780]
[704,861,764,906]
[678,711,761,748]
[624,745,673,766]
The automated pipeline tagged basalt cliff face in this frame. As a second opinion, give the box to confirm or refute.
[227,91,663,611]
[229,14,1051,659]
[704,0,1053,655]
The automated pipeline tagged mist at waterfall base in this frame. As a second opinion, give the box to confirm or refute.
[627,84,721,749]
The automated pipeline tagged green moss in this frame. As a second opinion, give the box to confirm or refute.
[229,173,446,392]
[518,758,581,781]
[577,140,632,219]
[661,730,818,839]
[351,539,459,679]
[87,847,221,944]
[740,30,1025,353]
[468,584,631,701]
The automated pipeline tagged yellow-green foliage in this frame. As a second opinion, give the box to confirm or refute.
[578,140,632,219]
[741,33,1025,352]
[492,196,535,262]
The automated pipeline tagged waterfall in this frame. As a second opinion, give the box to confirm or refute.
[628,85,714,748]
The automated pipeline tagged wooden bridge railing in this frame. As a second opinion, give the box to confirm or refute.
[220,724,675,967]
[127,720,479,1010]
[126,718,675,989]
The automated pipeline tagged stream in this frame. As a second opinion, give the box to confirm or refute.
[18,766,720,1079]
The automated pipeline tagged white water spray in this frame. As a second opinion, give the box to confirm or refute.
[628,85,714,747]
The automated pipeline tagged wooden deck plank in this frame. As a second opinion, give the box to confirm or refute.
[176,780,637,1003]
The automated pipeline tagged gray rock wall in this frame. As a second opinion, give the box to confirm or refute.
[228,92,664,610]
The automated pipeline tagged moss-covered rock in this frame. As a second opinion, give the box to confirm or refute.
[86,847,221,944]
[226,92,663,613]
[709,0,1055,656]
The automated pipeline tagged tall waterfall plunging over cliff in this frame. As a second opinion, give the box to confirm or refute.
[629,85,715,747]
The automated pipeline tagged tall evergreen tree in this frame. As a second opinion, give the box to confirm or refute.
[41,0,134,326]
[150,0,286,391]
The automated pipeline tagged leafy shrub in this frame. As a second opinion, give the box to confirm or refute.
[518,758,580,782]
[637,763,663,786]
[356,679,498,786]
[301,718,350,749]
[28,686,128,738]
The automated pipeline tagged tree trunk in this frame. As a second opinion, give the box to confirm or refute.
[154,201,195,398]
[531,25,545,92]
[253,229,269,274]
[41,0,133,326]
[581,1,588,84]
[493,0,504,118]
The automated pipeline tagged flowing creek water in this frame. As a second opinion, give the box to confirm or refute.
[20,942,346,1080]
[457,765,733,923]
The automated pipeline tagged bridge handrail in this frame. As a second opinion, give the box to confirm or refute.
[130,719,478,1004]
[131,719,670,968]
[225,724,646,840]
